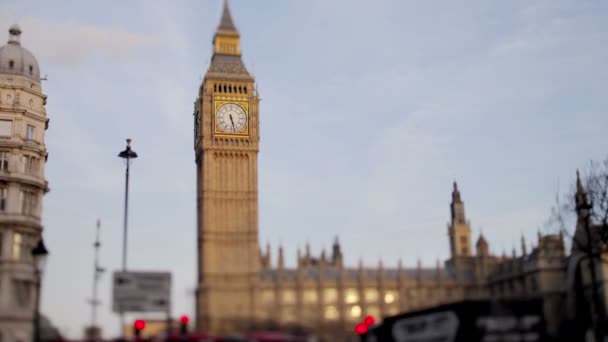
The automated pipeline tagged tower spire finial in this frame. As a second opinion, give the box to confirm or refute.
[218,0,238,33]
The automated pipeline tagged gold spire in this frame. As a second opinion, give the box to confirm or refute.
[213,0,241,55]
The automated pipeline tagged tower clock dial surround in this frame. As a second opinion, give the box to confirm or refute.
[215,103,247,133]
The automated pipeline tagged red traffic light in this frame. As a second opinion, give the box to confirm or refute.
[364,315,375,326]
[180,315,189,324]
[355,323,368,335]
[133,319,146,331]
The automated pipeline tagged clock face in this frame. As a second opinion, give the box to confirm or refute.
[216,103,247,133]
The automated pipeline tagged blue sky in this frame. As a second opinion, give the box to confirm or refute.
[1,0,607,338]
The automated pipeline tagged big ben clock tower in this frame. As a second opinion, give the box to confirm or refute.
[193,1,260,334]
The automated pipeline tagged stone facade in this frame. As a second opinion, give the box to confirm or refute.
[0,25,50,342]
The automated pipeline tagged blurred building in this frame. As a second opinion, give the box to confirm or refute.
[0,25,50,342]
[194,2,606,341]
[121,319,182,339]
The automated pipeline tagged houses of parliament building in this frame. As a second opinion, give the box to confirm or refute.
[193,2,586,341]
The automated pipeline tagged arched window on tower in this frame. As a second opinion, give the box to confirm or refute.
[8,60,14,69]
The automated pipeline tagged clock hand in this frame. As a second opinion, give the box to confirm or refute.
[229,114,237,132]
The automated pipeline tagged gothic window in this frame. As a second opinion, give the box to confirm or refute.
[384,291,398,304]
[261,290,274,305]
[324,306,339,321]
[281,289,296,304]
[8,60,14,69]
[244,86,248,94]
[303,289,317,303]
[324,288,338,303]
[0,120,12,136]
[282,306,296,323]
[365,288,379,302]
[367,305,380,320]
[344,288,358,304]
[348,305,362,320]
[223,85,227,93]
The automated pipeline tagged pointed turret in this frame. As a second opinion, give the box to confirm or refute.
[476,232,489,257]
[358,259,365,279]
[521,235,527,256]
[378,259,385,280]
[207,0,252,80]
[448,181,472,258]
[278,244,284,270]
[332,235,343,268]
[398,259,405,280]
[217,0,238,34]
[435,259,443,283]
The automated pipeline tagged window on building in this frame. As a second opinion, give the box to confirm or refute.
[0,152,9,171]
[8,60,14,69]
[13,280,30,307]
[460,236,468,244]
[345,288,359,304]
[349,305,362,319]
[28,65,33,75]
[23,156,37,175]
[324,288,338,303]
[20,190,37,216]
[281,289,296,304]
[281,306,296,323]
[367,306,380,320]
[0,187,7,211]
[261,290,274,305]
[12,233,22,260]
[324,305,339,321]
[0,120,12,136]
[365,289,379,303]
[26,125,35,142]
[303,289,317,304]
[384,291,398,304]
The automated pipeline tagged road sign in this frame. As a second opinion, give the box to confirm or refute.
[112,271,171,313]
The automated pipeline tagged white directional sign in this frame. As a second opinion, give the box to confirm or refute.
[112,271,171,313]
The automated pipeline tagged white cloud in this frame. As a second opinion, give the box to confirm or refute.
[0,14,160,65]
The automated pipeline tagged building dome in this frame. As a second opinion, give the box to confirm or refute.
[0,24,40,80]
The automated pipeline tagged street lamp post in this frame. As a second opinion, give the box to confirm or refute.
[31,238,49,342]
[117,139,137,338]
[118,138,138,271]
